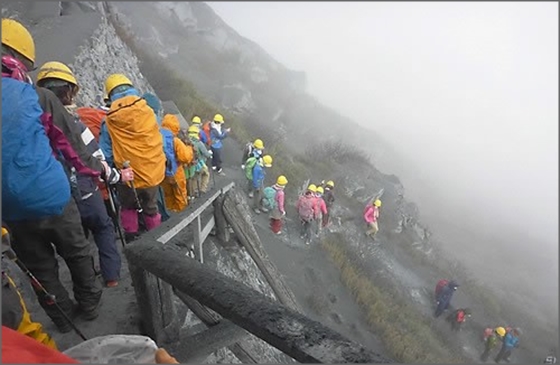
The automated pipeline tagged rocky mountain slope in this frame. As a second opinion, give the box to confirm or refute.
[2,1,557,363]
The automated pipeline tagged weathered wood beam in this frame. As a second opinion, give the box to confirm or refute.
[221,189,302,313]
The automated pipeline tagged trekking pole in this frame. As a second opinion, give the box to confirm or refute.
[106,182,126,247]
[3,248,88,341]
[122,160,146,228]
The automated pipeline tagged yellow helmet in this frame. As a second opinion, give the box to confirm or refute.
[105,73,133,95]
[2,18,35,63]
[192,116,201,124]
[262,155,273,167]
[276,175,288,186]
[188,125,199,134]
[308,184,317,193]
[374,199,382,207]
[316,186,324,194]
[1,227,8,237]
[36,61,78,86]
[253,139,264,150]
[213,113,224,123]
[326,180,335,188]
[495,327,506,337]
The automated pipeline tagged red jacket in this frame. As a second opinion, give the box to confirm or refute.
[1,326,79,363]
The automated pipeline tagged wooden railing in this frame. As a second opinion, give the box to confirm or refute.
[124,182,393,363]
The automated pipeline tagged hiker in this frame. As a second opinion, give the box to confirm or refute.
[143,92,175,222]
[208,113,230,175]
[364,199,382,240]
[2,227,57,349]
[321,180,335,227]
[186,125,213,196]
[241,138,264,169]
[314,186,328,237]
[434,280,459,317]
[36,61,125,288]
[1,326,180,364]
[190,115,209,145]
[2,18,109,331]
[251,155,273,214]
[480,326,506,362]
[267,176,288,235]
[495,327,522,363]
[244,153,262,198]
[296,184,319,245]
[446,307,471,331]
[161,114,195,212]
[100,75,166,241]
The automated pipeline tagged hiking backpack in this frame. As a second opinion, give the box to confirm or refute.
[1,78,71,221]
[202,121,212,147]
[262,187,277,211]
[435,279,449,298]
[75,107,106,141]
[160,129,178,177]
[244,156,259,180]
[298,196,315,222]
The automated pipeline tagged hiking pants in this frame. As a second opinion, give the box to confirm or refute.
[117,185,160,233]
[315,213,323,235]
[77,190,121,282]
[246,178,254,196]
[300,219,314,243]
[366,221,379,237]
[199,164,210,193]
[270,218,283,233]
[211,147,223,171]
[253,187,263,210]
[494,344,513,363]
[7,199,102,327]
[480,342,497,362]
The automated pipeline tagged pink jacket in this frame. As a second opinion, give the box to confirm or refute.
[274,186,285,214]
[363,205,379,224]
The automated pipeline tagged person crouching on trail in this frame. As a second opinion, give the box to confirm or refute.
[161,114,195,212]
[36,61,132,288]
[267,176,288,234]
[209,113,230,175]
[186,125,213,196]
[480,326,506,362]
[434,280,459,317]
[314,186,328,237]
[364,199,381,240]
[100,74,166,240]
[241,138,264,170]
[296,184,319,245]
[251,155,273,214]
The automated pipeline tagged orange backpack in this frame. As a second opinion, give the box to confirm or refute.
[75,107,107,140]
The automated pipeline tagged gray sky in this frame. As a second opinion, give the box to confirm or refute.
[208,2,558,251]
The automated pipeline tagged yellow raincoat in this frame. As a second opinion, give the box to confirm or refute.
[161,114,194,212]
[106,95,166,189]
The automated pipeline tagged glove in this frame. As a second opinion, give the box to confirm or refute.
[155,348,179,364]
[241,164,245,170]
[282,211,286,216]
[120,167,134,183]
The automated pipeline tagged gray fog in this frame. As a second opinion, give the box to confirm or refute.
[208,2,558,315]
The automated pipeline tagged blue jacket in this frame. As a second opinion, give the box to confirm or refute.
[252,162,265,189]
[210,124,228,149]
[503,332,519,349]
[199,129,208,145]
[99,120,113,166]
[437,283,456,310]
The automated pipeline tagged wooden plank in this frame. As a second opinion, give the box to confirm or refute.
[213,195,231,244]
[157,182,235,244]
[174,290,257,364]
[221,190,302,313]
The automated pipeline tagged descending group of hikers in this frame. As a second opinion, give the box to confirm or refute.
[433,279,524,363]
[0,17,225,358]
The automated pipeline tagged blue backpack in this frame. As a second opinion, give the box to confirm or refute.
[160,128,178,177]
[1,77,71,221]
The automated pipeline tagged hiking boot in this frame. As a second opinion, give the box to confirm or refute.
[260,207,269,213]
[218,171,226,176]
[105,280,119,288]
[79,298,102,321]
[125,232,140,243]
[253,208,261,214]
[248,191,254,198]
[275,231,282,235]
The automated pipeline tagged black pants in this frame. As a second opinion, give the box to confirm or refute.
[8,199,102,326]
[495,344,512,363]
[211,147,223,171]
